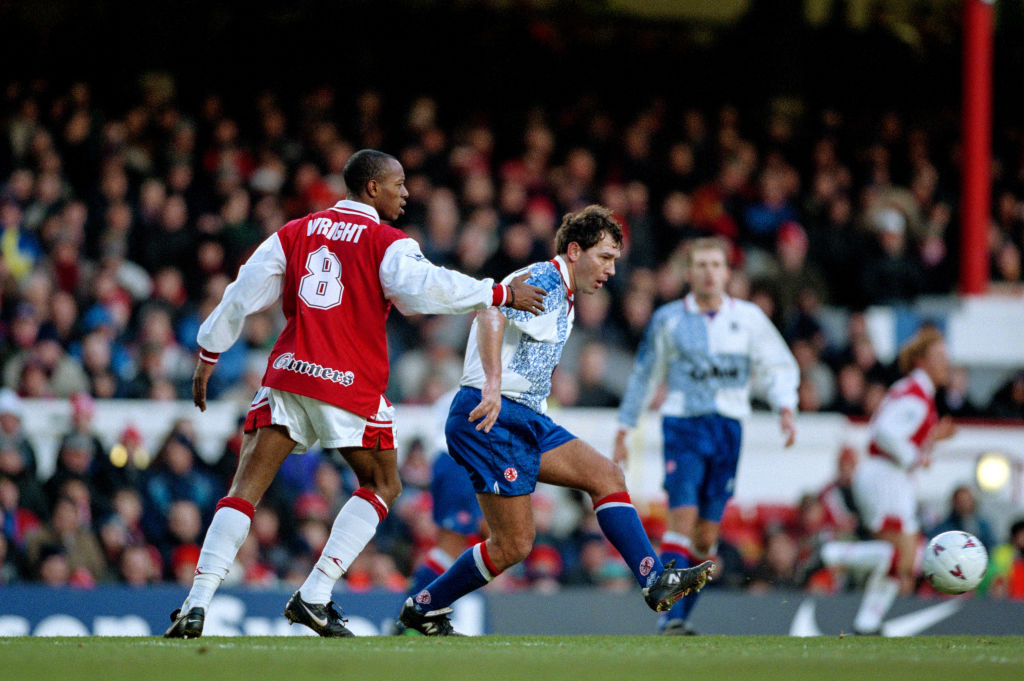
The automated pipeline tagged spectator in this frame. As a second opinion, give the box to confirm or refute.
[25,495,107,584]
[0,389,38,478]
[987,520,1024,600]
[141,432,219,541]
[988,371,1024,420]
[931,486,996,551]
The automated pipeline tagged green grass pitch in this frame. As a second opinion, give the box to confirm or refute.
[2,636,1021,681]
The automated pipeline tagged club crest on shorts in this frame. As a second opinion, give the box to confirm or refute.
[665,460,676,474]
[415,590,431,605]
[639,556,656,576]
[504,467,518,482]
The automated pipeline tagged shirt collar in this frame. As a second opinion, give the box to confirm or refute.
[551,255,572,293]
[331,199,380,223]
[910,368,936,397]
[684,292,731,316]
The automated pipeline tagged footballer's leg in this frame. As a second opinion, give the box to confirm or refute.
[166,425,295,638]
[538,438,713,611]
[400,493,533,636]
[287,446,399,637]
[659,505,700,633]
[393,453,481,634]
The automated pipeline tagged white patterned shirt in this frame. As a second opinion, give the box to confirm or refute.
[617,293,798,426]
[459,256,574,414]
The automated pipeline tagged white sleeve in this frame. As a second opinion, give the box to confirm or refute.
[379,238,494,315]
[871,395,928,469]
[617,311,670,428]
[749,307,799,412]
[197,233,286,352]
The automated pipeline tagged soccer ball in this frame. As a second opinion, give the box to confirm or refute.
[922,531,988,594]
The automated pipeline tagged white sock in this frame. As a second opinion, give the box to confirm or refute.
[821,540,894,575]
[299,491,386,604]
[426,546,456,571]
[181,505,251,612]
[853,573,900,634]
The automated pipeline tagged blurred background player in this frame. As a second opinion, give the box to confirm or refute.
[614,236,798,635]
[826,326,955,635]
[392,390,484,635]
[399,206,714,636]
[165,149,544,638]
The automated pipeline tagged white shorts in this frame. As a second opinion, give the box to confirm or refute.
[244,387,396,453]
[852,455,919,534]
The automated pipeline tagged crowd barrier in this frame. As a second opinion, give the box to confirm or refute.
[1,586,1020,636]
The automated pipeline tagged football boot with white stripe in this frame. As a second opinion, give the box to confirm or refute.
[283,591,355,637]
[398,597,464,636]
[642,559,715,612]
[163,607,205,639]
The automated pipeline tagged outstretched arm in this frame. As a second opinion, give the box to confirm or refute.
[379,239,544,316]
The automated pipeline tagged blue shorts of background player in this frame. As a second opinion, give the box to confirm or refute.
[444,386,575,496]
[662,413,742,522]
[431,450,483,535]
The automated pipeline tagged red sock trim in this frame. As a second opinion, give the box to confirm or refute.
[660,543,695,562]
[216,496,255,520]
[879,516,903,534]
[353,488,388,522]
[479,542,502,577]
[593,491,631,509]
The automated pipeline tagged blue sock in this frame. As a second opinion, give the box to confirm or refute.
[660,531,701,625]
[412,543,497,613]
[405,548,451,599]
[594,492,663,588]
[659,548,688,625]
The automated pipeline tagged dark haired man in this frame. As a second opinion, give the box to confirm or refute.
[165,149,545,638]
[399,205,714,635]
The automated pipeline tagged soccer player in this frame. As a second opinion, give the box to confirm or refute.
[613,237,799,635]
[398,205,714,636]
[392,391,484,635]
[839,326,955,634]
[164,149,545,638]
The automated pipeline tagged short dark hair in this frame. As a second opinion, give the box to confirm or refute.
[343,149,397,196]
[554,205,623,255]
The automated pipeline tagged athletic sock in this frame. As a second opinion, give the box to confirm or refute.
[658,531,693,626]
[406,547,455,599]
[181,497,254,612]
[412,542,498,613]
[594,492,663,588]
[299,488,387,604]
[853,573,900,634]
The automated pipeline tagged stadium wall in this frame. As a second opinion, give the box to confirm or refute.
[1,586,1021,637]
[20,400,1024,525]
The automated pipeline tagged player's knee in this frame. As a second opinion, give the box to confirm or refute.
[377,478,402,507]
[490,530,534,568]
[588,458,626,498]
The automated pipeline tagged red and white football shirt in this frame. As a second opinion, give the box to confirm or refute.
[197,199,500,418]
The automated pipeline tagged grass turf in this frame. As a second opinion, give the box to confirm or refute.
[1,635,1021,681]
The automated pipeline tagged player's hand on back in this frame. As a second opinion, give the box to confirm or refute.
[780,408,796,447]
[468,381,502,433]
[192,359,215,412]
[506,273,546,315]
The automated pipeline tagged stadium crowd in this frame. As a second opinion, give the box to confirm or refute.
[1,76,1024,597]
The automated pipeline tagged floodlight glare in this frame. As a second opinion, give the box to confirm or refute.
[976,452,1011,492]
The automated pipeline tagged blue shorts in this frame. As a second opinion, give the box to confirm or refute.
[662,414,742,522]
[445,387,575,496]
[431,450,483,535]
